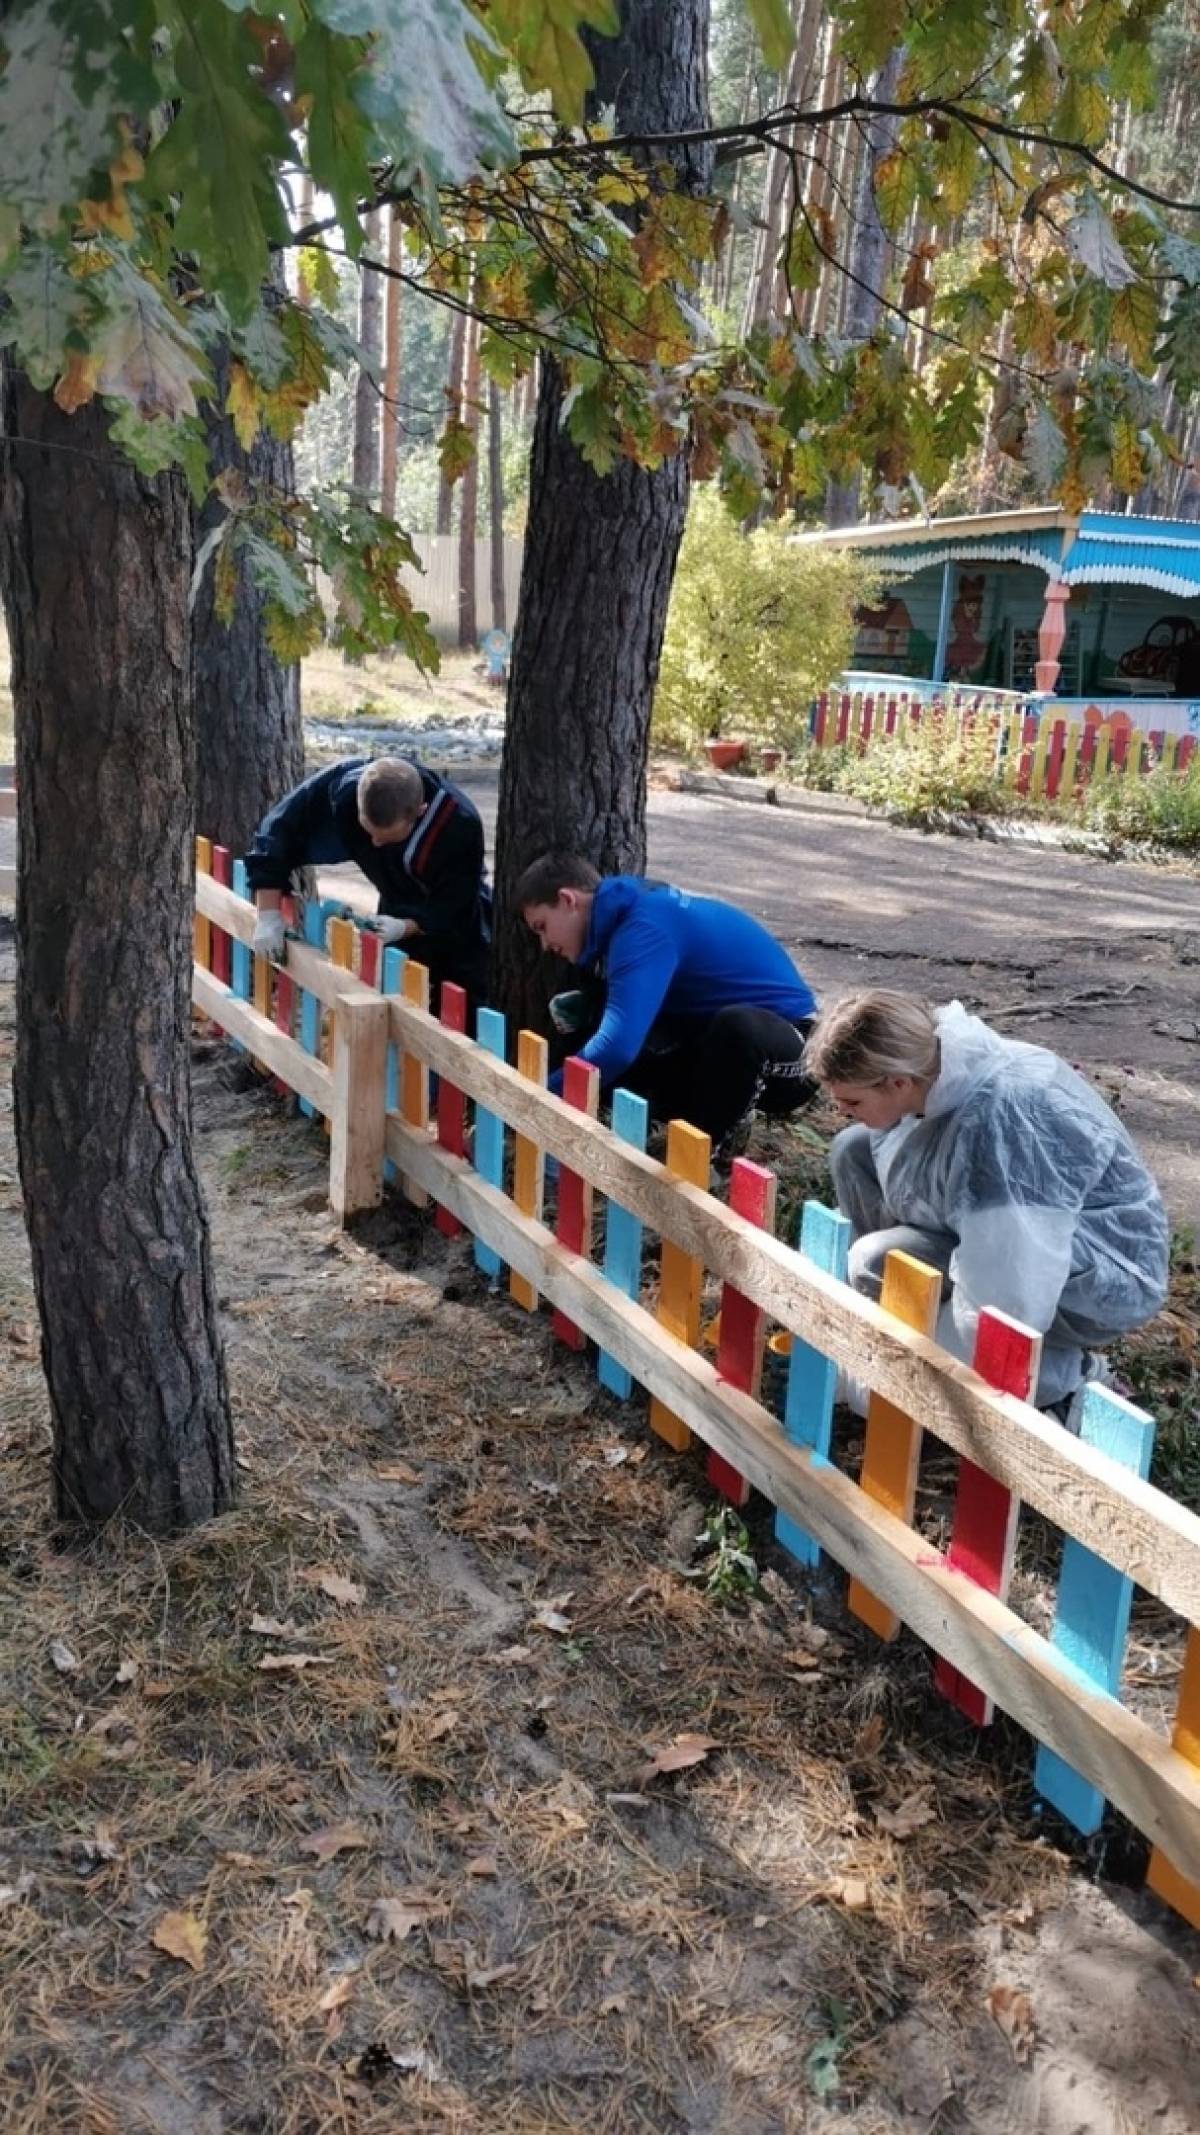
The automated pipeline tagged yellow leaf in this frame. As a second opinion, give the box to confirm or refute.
[1111,416,1145,495]
[298,1566,366,1608]
[53,352,99,414]
[986,1983,1037,2064]
[152,1909,207,1972]
[226,361,260,452]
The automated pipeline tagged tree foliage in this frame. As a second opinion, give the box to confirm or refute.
[0,0,1198,651]
[654,490,876,750]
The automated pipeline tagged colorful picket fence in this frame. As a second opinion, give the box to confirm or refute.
[809,689,1198,802]
[192,860,1200,1926]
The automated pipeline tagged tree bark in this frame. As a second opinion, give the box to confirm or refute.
[193,341,303,855]
[493,0,713,1027]
[435,309,467,538]
[380,207,403,520]
[488,379,507,629]
[457,311,481,648]
[826,47,905,526]
[352,208,383,500]
[0,371,234,1533]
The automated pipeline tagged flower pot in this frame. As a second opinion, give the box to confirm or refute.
[704,739,746,771]
[759,747,783,774]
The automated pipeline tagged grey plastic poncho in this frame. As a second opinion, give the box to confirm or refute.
[856,1004,1168,1397]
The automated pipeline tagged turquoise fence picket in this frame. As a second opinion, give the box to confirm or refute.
[775,1200,852,1570]
[473,1007,506,1278]
[597,1088,649,1398]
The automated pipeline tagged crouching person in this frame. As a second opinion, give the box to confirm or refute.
[516,853,819,1156]
[803,989,1169,1423]
[243,756,491,1010]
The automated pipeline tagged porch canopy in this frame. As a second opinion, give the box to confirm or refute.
[794,507,1200,695]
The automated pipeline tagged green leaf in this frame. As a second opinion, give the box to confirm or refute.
[1024,404,1067,491]
[1063,193,1138,290]
[1160,289,1200,397]
[489,0,619,125]
[563,382,620,476]
[312,0,513,183]
[235,523,318,616]
[873,149,920,238]
[438,410,477,486]
[106,404,211,498]
[0,239,98,388]
[832,0,908,77]
[148,2,292,318]
[1013,31,1062,125]
[932,123,978,222]
[745,0,795,72]
[0,0,130,232]
[1111,278,1157,372]
[294,22,372,259]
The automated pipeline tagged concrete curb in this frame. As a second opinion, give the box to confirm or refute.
[672,769,869,819]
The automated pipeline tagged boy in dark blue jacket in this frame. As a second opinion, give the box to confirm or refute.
[244,756,490,1004]
[516,853,818,1151]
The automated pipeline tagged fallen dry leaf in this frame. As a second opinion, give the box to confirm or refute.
[375,1459,422,1484]
[318,1974,355,2014]
[852,1715,886,1760]
[365,1894,438,1943]
[49,1638,80,1676]
[142,1679,174,1700]
[465,1854,499,1878]
[602,1445,629,1467]
[466,1956,518,1991]
[248,1613,301,1638]
[986,1983,1036,2064]
[257,1652,334,1673]
[299,1567,366,1608]
[875,1789,937,1840]
[490,1644,534,1666]
[0,1873,36,1908]
[823,1875,872,1912]
[530,1605,572,1636]
[299,1823,370,1866]
[115,1658,139,1685]
[638,1732,719,1787]
[152,1909,207,1972]
[425,1710,458,1741]
[599,1992,628,2016]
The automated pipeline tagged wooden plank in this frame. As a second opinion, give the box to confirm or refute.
[648,1119,711,1451]
[1060,719,1082,799]
[329,993,388,1222]
[472,1006,506,1279]
[400,957,431,1209]
[847,1250,943,1640]
[194,837,213,973]
[325,917,356,1139]
[297,900,328,1120]
[434,981,468,1239]
[551,1055,601,1349]
[272,895,298,1101]
[192,966,332,1113]
[510,1028,549,1310]
[1028,718,1051,800]
[1147,1628,1200,1927]
[708,1159,777,1506]
[381,994,1200,1628]
[1035,1384,1155,1834]
[934,1310,1041,1724]
[194,873,378,1010]
[598,1087,648,1399]
[358,928,381,988]
[380,944,405,1185]
[776,1200,851,1570]
[380,1114,1200,1886]
[211,846,233,990]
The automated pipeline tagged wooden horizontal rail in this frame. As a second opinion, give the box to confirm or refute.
[385,1112,1200,1884]
[193,873,377,1011]
[193,966,333,1117]
[386,993,1200,1630]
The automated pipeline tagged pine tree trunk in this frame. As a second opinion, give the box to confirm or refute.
[458,312,481,649]
[488,379,507,629]
[493,0,712,1027]
[0,370,234,1533]
[826,47,904,526]
[352,209,383,500]
[435,309,467,538]
[193,341,303,855]
[380,208,403,520]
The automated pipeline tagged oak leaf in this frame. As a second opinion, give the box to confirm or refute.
[152,1909,207,1972]
[298,1823,370,1866]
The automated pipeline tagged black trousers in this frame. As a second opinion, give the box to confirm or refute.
[620,1005,816,1148]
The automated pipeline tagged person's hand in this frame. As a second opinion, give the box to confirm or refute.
[548,988,588,1036]
[251,908,287,962]
[365,915,415,945]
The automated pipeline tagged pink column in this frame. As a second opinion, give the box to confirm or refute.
[1035,581,1071,695]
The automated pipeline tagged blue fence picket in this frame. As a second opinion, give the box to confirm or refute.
[775,1200,852,1570]
[1033,1383,1155,1833]
[296,899,335,1121]
[597,1088,649,1399]
[380,944,407,1182]
[473,1007,506,1278]
[230,860,252,1052]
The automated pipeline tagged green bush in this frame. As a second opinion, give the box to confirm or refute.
[837,708,1013,823]
[653,493,877,753]
[1083,749,1200,851]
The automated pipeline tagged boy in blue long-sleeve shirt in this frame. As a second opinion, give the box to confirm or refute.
[516,853,818,1152]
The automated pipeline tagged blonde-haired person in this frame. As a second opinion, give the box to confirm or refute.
[804,990,1169,1424]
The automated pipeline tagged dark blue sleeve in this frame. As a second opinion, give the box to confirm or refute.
[576,912,678,1086]
[243,765,347,894]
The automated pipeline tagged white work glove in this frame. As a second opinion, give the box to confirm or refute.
[366,915,415,945]
[251,908,288,962]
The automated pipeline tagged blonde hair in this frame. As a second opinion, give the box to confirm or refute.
[804,989,940,1087]
[357,757,423,829]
